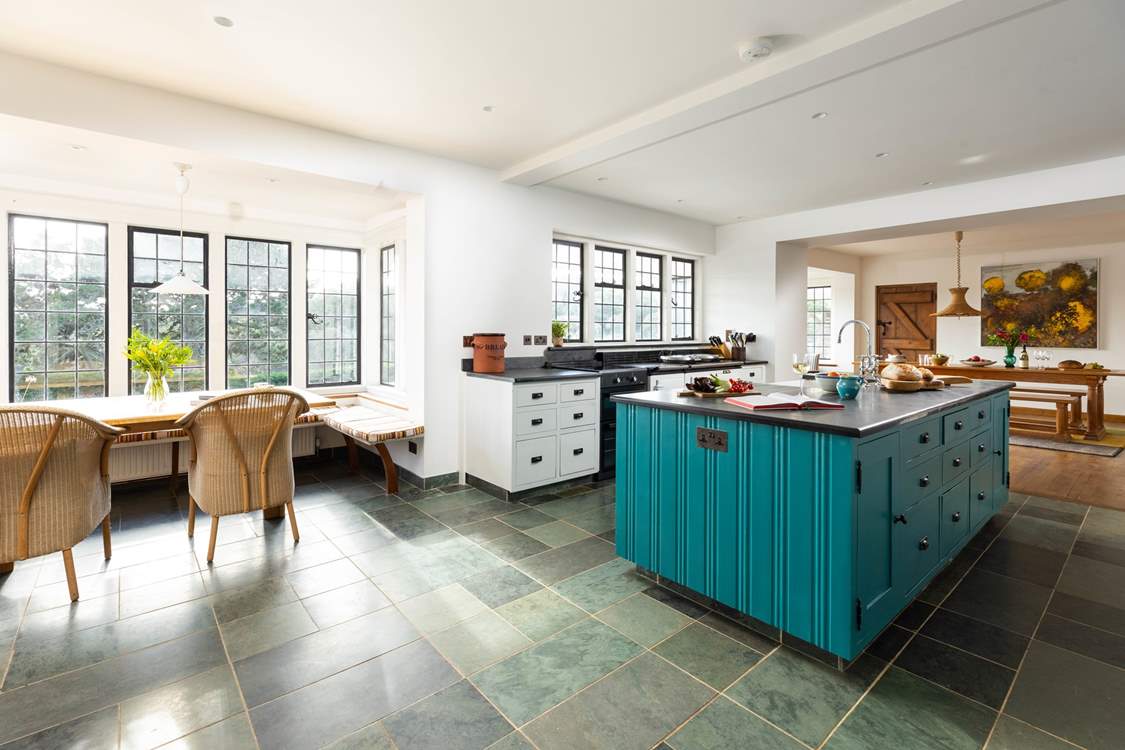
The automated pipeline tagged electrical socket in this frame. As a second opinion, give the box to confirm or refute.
[408,441,418,455]
[533,335,548,346]
[522,335,532,345]
[462,335,473,347]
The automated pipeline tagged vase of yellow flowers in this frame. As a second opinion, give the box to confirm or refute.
[125,328,194,404]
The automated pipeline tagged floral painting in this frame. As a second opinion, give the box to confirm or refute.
[980,259,1098,348]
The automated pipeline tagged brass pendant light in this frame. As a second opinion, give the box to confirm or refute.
[931,230,982,317]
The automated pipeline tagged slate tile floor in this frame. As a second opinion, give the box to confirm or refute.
[1,463,1124,750]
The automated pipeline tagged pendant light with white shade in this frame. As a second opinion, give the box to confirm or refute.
[151,163,209,296]
[931,230,981,317]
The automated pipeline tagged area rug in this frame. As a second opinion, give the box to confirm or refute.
[1010,434,1123,457]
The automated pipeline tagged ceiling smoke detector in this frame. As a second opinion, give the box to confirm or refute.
[739,37,773,62]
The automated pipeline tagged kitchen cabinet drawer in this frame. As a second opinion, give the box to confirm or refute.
[940,477,971,557]
[559,428,598,477]
[515,383,557,408]
[515,406,557,437]
[515,435,558,486]
[969,464,993,531]
[943,408,970,445]
[733,365,764,383]
[970,401,991,431]
[558,403,595,429]
[899,452,940,511]
[895,491,941,598]
[559,380,596,403]
[970,429,992,469]
[942,440,971,486]
[901,416,941,461]
[650,373,685,391]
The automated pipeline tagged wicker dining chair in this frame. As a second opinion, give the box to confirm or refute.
[0,406,122,601]
[175,388,309,563]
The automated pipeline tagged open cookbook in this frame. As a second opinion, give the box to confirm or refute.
[726,392,844,411]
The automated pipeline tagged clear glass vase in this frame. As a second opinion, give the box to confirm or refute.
[144,373,169,404]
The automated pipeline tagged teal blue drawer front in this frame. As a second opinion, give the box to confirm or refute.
[969,465,993,530]
[970,402,991,431]
[943,408,970,445]
[970,430,992,468]
[899,453,940,511]
[896,491,941,596]
[902,416,940,461]
[942,441,971,486]
[941,477,971,556]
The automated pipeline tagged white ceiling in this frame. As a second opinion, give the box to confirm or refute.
[0,115,407,225]
[0,0,898,170]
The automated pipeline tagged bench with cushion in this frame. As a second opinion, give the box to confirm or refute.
[319,395,424,493]
[1009,389,1080,442]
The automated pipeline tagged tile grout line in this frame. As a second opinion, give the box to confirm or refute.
[210,606,262,750]
[980,502,1093,750]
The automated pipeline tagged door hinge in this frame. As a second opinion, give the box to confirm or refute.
[855,461,862,493]
[855,598,863,630]
[1006,470,1010,487]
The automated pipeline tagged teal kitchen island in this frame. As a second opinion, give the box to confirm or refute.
[612,381,1012,665]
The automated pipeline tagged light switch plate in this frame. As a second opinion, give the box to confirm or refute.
[523,335,532,345]
[696,427,728,452]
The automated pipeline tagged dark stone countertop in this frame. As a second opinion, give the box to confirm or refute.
[611,380,1014,438]
[464,368,596,383]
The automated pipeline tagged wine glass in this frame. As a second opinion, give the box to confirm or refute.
[792,354,809,396]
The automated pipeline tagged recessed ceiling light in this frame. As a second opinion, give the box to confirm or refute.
[213,16,234,27]
[675,199,684,204]
[267,178,280,184]
[69,144,86,151]
[811,112,828,120]
[596,176,608,182]
[958,153,988,165]
[874,152,890,159]
[736,215,746,220]
[922,181,933,186]
[482,105,495,113]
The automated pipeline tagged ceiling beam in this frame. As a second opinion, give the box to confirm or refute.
[499,0,1056,186]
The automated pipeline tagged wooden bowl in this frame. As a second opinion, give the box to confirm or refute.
[881,378,924,392]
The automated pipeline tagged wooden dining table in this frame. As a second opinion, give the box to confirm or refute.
[923,364,1125,440]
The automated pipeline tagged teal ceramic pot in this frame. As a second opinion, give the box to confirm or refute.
[836,376,863,400]
[1003,352,1017,368]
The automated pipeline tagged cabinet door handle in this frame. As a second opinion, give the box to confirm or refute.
[573,412,584,420]
[993,449,1002,456]
[531,418,543,426]
[978,410,986,419]
[918,536,930,551]
[978,443,986,453]
[893,514,908,525]
[530,456,543,464]
[951,511,961,523]
[952,457,962,467]
[531,392,544,400]
[573,448,584,455]
[919,475,930,488]
[954,420,964,430]
[574,388,584,396]
[919,432,930,444]
[977,491,986,501]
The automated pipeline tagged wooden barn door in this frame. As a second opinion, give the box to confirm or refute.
[875,283,937,362]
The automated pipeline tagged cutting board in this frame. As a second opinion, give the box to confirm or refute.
[677,390,760,399]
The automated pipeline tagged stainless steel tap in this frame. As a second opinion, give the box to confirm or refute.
[837,319,879,383]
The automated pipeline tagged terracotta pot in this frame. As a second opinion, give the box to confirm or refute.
[472,333,507,373]
[552,336,564,348]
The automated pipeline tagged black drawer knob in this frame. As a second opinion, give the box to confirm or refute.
[894,514,908,525]
[977,491,986,501]
[919,475,930,488]
[574,389,584,396]
[978,410,986,419]
[993,449,1002,456]
[951,511,961,523]
[531,392,544,400]
[531,418,543,426]
[954,420,964,430]
[978,443,986,453]
[918,536,930,551]
[573,448,584,455]
[920,432,930,444]
[573,412,584,420]
[952,457,962,467]
[530,455,542,464]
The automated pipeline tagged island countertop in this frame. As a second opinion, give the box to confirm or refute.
[611,380,1015,438]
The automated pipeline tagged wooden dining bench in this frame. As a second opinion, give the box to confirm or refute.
[1009,386,1086,431]
[319,395,424,493]
[1009,390,1081,442]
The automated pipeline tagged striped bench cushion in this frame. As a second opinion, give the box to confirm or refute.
[321,405,424,445]
[113,410,327,445]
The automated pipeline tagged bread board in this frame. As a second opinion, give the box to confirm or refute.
[677,390,759,399]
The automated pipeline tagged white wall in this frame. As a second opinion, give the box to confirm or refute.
[0,51,715,480]
[859,241,1125,413]
[808,266,856,367]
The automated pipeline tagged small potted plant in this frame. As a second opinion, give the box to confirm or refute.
[986,326,1035,368]
[551,320,568,348]
[125,328,194,404]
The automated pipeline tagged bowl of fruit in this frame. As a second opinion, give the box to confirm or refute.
[960,355,996,367]
[812,371,847,394]
[931,353,950,365]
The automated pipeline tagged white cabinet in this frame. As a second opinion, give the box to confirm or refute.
[464,375,600,495]
[650,372,685,391]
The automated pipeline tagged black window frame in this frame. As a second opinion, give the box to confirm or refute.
[8,212,110,402]
[305,243,362,388]
[379,243,396,386]
[592,245,627,343]
[551,238,584,343]
[126,225,210,394]
[670,257,696,341]
[634,251,663,342]
[807,284,833,360]
[224,235,292,388]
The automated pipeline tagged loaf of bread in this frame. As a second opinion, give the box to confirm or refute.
[882,363,923,382]
[1058,359,1082,369]
[918,367,935,382]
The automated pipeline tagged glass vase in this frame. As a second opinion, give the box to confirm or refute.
[1003,351,1017,368]
[144,373,169,404]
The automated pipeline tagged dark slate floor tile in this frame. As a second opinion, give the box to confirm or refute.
[894,600,935,631]
[894,634,1014,709]
[284,558,365,599]
[431,500,521,528]
[118,664,243,748]
[523,653,714,750]
[300,579,391,630]
[250,639,459,750]
[1055,554,1125,612]
[482,533,551,563]
[1078,507,1125,551]
[696,612,777,655]
[0,705,118,749]
[988,714,1079,750]
[1035,612,1125,669]
[920,607,1029,669]
[496,508,555,531]
[1071,539,1125,569]
[998,515,1078,554]
[455,518,519,544]
[918,552,976,605]
[460,566,542,608]
[0,629,226,745]
[370,505,448,540]
[642,586,709,619]
[383,680,512,750]
[235,607,420,707]
[209,576,298,623]
[1006,640,1125,750]
[974,538,1067,588]
[666,697,805,750]
[322,723,396,750]
[865,625,912,662]
[1018,496,1087,526]
[1048,591,1125,638]
[513,537,616,585]
[825,667,994,750]
[941,568,1051,636]
[654,621,762,690]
